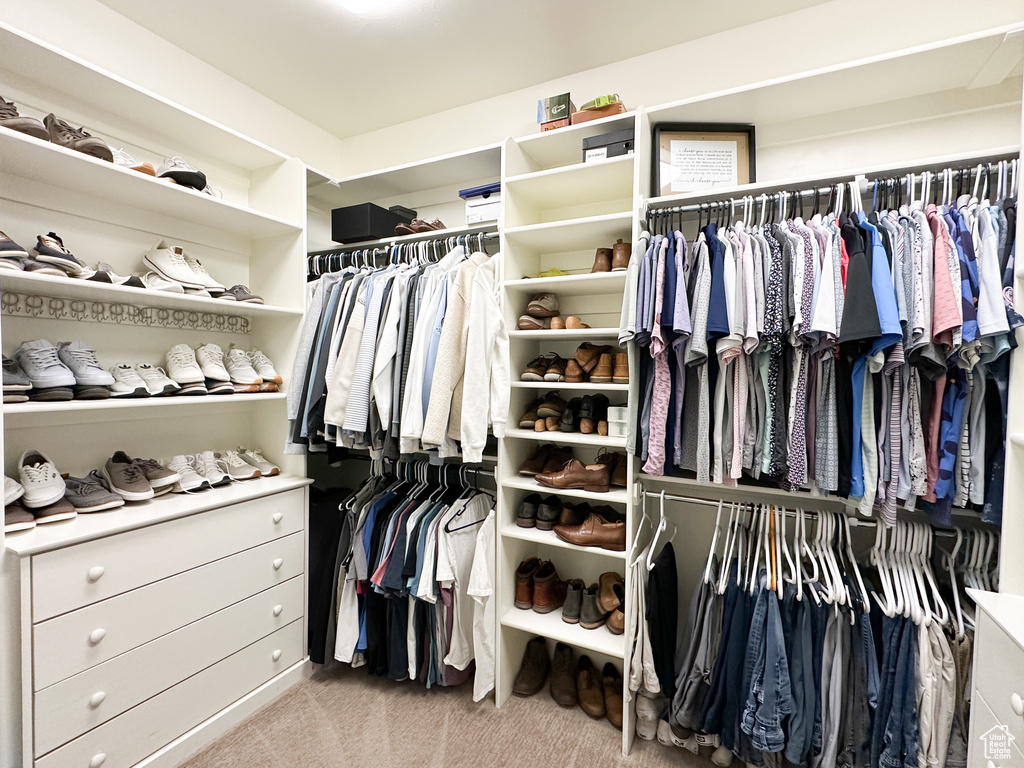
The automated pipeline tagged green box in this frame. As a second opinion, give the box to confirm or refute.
[537,93,574,124]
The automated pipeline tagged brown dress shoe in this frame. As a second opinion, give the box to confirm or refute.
[554,513,626,551]
[611,238,630,271]
[549,642,578,707]
[521,354,556,381]
[603,663,624,727]
[536,392,566,418]
[597,452,629,487]
[526,292,560,317]
[518,315,551,330]
[514,557,542,609]
[577,656,606,717]
[542,446,575,473]
[590,353,613,383]
[612,352,629,383]
[607,584,626,636]
[559,502,590,527]
[564,359,585,383]
[598,572,625,612]
[550,316,566,330]
[519,444,553,476]
[512,636,550,696]
[535,459,611,493]
[543,358,566,382]
[591,247,612,273]
[565,315,589,329]
[574,342,613,373]
[532,560,568,613]
[518,398,542,428]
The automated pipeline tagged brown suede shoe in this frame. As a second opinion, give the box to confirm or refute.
[519,444,553,476]
[598,572,625,612]
[591,247,612,273]
[521,354,557,381]
[565,315,589,329]
[612,352,629,383]
[535,459,611,493]
[607,584,626,636]
[542,446,575,474]
[564,359,585,383]
[543,358,566,382]
[532,560,568,613]
[514,557,542,609]
[603,663,624,727]
[550,642,578,707]
[512,636,550,696]
[526,292,560,317]
[550,316,566,330]
[536,392,566,418]
[574,343,613,374]
[519,398,543,428]
[611,239,630,271]
[577,656,606,717]
[590,353,613,383]
[518,315,551,330]
[554,513,626,551]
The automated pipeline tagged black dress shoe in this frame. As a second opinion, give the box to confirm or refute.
[516,493,542,528]
[558,397,582,432]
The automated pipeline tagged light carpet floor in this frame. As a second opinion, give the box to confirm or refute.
[177,665,709,768]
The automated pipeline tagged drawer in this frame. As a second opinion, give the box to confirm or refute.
[969,691,1024,768]
[975,611,1024,746]
[34,532,303,689]
[36,620,303,768]
[32,488,304,621]
[34,575,304,756]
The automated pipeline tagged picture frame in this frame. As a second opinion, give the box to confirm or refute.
[652,122,756,197]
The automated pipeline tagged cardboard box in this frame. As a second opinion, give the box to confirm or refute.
[541,118,570,132]
[537,93,575,124]
[570,100,627,125]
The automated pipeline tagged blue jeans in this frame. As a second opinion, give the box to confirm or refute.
[783,590,816,766]
[743,583,794,753]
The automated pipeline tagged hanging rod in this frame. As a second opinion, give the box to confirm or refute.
[332,451,495,478]
[307,228,499,258]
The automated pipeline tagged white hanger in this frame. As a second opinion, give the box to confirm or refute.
[843,516,870,615]
[646,491,676,572]
[779,506,797,588]
[870,524,895,616]
[758,193,768,228]
[703,500,727,585]
[944,528,966,639]
[629,491,653,566]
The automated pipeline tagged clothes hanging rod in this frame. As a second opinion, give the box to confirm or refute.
[307,229,499,258]
[331,451,495,477]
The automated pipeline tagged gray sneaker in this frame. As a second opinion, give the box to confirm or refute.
[238,447,280,477]
[32,232,85,275]
[131,457,180,489]
[3,356,31,393]
[64,476,125,513]
[101,451,154,501]
[216,450,260,480]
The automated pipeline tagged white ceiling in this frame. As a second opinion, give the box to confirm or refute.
[95,0,826,139]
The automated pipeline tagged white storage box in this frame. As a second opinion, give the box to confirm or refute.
[465,190,501,223]
[607,406,628,422]
[608,421,627,437]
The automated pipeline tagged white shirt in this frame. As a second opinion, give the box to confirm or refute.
[467,510,496,702]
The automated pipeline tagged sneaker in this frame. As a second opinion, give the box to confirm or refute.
[205,379,234,395]
[257,381,279,393]
[73,385,110,400]
[223,284,264,304]
[175,381,209,396]
[109,364,150,397]
[232,382,260,394]
[20,258,66,276]
[5,476,25,505]
[76,266,113,283]
[111,147,156,176]
[202,183,223,198]
[195,343,230,382]
[3,356,32,393]
[14,340,76,388]
[182,253,225,294]
[92,262,145,288]
[238,447,279,477]
[56,341,115,386]
[183,287,212,298]
[0,96,48,140]
[44,113,113,162]
[131,457,180,489]
[141,271,185,293]
[167,455,209,492]
[225,345,261,385]
[166,343,204,384]
[0,229,30,260]
[28,387,73,402]
[102,451,154,501]
[0,254,25,271]
[33,232,85,275]
[157,156,207,191]
[193,450,229,487]
[32,497,77,524]
[63,475,124,512]
[143,241,204,289]
[247,349,282,384]
[4,500,36,533]
[134,364,180,396]
[216,450,261,480]
[18,450,66,508]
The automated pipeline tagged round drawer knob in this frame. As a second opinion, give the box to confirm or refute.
[89,692,106,708]
[89,629,106,645]
[273,605,283,617]
[1012,692,1024,717]
[272,558,283,570]
[90,754,107,768]
[272,512,283,524]
[87,566,105,582]
[272,649,282,662]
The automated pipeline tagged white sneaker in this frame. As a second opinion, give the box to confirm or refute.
[134,364,180,396]
[93,262,145,288]
[193,450,228,486]
[195,343,230,382]
[5,476,25,505]
[56,341,115,386]
[18,450,66,508]
[141,271,185,293]
[143,240,204,288]
[14,340,76,388]
[166,344,204,384]
[216,450,261,480]
[183,286,212,298]
[111,147,155,176]
[167,455,208,492]
[247,349,282,384]
[711,746,734,767]
[226,344,261,385]
[238,447,280,477]
[157,156,207,191]
[109,363,150,397]
[183,253,225,294]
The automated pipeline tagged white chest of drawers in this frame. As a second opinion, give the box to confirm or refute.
[4,476,312,768]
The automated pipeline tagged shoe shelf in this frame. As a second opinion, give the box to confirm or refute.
[508,328,620,340]
[511,382,630,392]
[504,272,627,297]
[4,474,313,556]
[503,154,635,210]
[502,212,633,253]
[3,392,286,423]
[500,523,627,561]
[500,607,625,660]
[504,428,627,450]
[502,475,630,505]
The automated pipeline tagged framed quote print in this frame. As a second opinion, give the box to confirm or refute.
[653,123,756,197]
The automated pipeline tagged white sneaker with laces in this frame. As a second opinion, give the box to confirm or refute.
[238,447,280,477]
[56,341,115,386]
[143,240,204,288]
[247,349,283,384]
[167,455,208,492]
[5,475,25,505]
[195,343,230,382]
[225,345,261,385]
[194,450,228,486]
[18,450,66,508]
[134,364,180,396]
[166,344,204,384]
[216,450,260,480]
[156,156,207,190]
[111,147,155,175]
[183,253,225,294]
[109,363,150,397]
[141,271,185,293]
[14,340,76,388]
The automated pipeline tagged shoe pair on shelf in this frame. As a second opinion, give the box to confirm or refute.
[521,392,614,435]
[521,344,628,384]
[10,340,113,402]
[512,637,623,728]
[591,239,630,273]
[0,230,88,275]
[144,240,259,300]
[167,448,275,492]
[394,218,446,236]
[0,97,113,162]
[515,557,625,633]
[165,343,281,395]
[517,494,626,551]
[517,292,590,331]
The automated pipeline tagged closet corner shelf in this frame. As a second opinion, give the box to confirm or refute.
[3,391,287,420]
[503,155,635,210]
[513,112,637,170]
[4,474,313,556]
[502,212,633,253]
[0,271,304,319]
[512,381,630,392]
[508,328,620,340]
[502,475,629,505]
[500,524,627,561]
[503,428,627,449]
[0,128,302,238]
[504,271,627,297]
[500,607,625,659]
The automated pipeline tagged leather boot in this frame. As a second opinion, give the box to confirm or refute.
[590,353,613,383]
[512,636,550,696]
[603,663,624,728]
[612,352,629,383]
[564,359,585,383]
[514,557,541,609]
[549,642,578,707]
[611,239,630,271]
[598,572,625,613]
[561,579,585,624]
[580,584,610,629]
[535,495,563,531]
[532,560,568,613]
[576,655,606,718]
[591,247,612,273]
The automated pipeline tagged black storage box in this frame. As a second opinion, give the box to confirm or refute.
[582,128,635,163]
[331,203,415,244]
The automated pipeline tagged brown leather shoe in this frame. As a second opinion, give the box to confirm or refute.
[612,352,629,383]
[521,354,556,381]
[543,358,566,382]
[395,218,425,235]
[542,446,575,473]
[564,359,585,383]
[559,501,590,527]
[597,451,629,487]
[554,513,626,551]
[603,663,624,727]
[519,444,553,476]
[518,398,542,428]
[607,584,626,636]
[514,557,541,609]
[526,292,560,317]
[550,316,565,330]
[590,353,613,383]
[532,560,568,613]
[577,656,606,717]
[574,342,613,373]
[611,239,630,271]
[518,315,551,330]
[536,392,566,418]
[549,642,578,707]
[512,636,549,696]
[598,572,625,612]
[535,458,610,493]
[591,247,612,273]
[565,315,589,329]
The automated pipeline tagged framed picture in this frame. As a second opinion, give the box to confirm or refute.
[653,123,755,197]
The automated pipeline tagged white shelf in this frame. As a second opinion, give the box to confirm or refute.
[5,474,312,556]
[501,524,627,560]
[312,221,497,252]
[513,112,637,170]
[503,212,633,253]
[504,155,635,210]
[0,271,304,318]
[503,475,629,505]
[500,607,625,659]
[505,271,627,297]
[504,428,626,449]
[4,392,285,419]
[508,328,620,340]
[512,382,629,392]
[0,129,301,238]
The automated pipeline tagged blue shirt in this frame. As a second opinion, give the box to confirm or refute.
[706,223,730,339]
